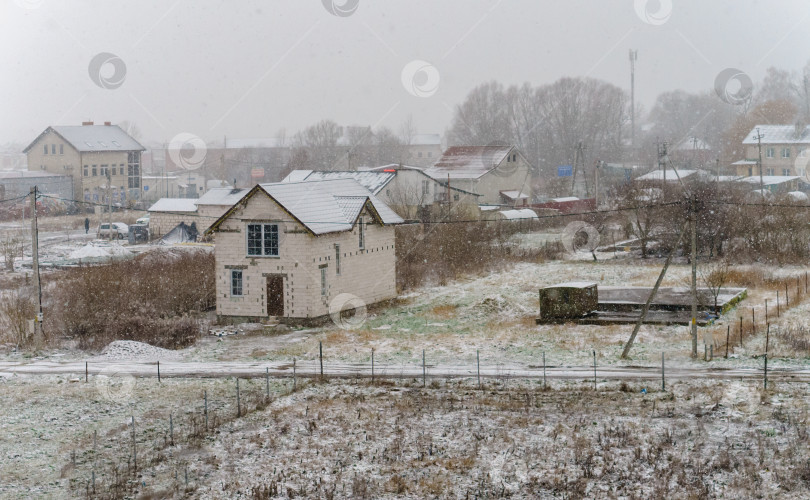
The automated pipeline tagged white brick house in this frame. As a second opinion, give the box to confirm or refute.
[206,178,402,323]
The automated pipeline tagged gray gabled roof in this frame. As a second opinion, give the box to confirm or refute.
[425,145,515,180]
[742,125,810,145]
[281,170,395,195]
[195,187,249,207]
[209,178,403,236]
[23,125,146,153]
[147,198,198,213]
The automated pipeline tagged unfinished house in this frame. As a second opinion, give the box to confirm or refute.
[207,178,403,323]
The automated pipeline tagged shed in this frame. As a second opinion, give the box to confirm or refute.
[538,282,598,320]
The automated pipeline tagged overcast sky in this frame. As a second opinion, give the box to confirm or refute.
[1,0,809,147]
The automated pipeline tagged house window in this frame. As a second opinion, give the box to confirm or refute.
[320,267,327,296]
[51,144,56,154]
[748,167,753,176]
[512,153,517,162]
[358,218,365,250]
[782,148,791,158]
[422,180,430,196]
[92,165,97,176]
[231,270,243,296]
[83,165,88,176]
[783,168,791,176]
[120,163,125,176]
[766,147,775,158]
[247,223,279,256]
[418,152,423,158]
[454,193,460,201]
[767,168,775,176]
[59,144,64,155]
[43,144,48,155]
[428,151,432,157]
[101,164,108,178]
[335,244,341,275]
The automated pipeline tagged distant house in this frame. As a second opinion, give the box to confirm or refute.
[736,124,810,177]
[741,175,802,194]
[147,198,199,238]
[634,168,702,186]
[404,134,443,167]
[0,170,73,201]
[424,146,533,206]
[206,178,402,323]
[281,165,479,220]
[23,122,145,205]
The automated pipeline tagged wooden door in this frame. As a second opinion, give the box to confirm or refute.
[266,275,284,317]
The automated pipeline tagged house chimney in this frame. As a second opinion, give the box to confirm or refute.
[82,121,94,126]
[104,121,111,126]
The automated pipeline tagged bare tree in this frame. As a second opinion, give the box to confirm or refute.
[700,259,732,314]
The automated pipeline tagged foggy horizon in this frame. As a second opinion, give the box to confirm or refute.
[2,0,809,146]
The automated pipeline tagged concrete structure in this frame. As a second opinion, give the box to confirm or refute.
[0,170,73,201]
[23,122,145,205]
[282,165,480,221]
[538,282,598,321]
[737,124,810,177]
[207,178,402,323]
[424,146,533,206]
[141,172,208,203]
[147,198,199,238]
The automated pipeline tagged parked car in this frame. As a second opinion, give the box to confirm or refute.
[135,215,150,226]
[97,222,129,239]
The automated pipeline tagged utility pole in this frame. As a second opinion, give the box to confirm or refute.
[754,127,765,193]
[658,142,668,198]
[594,160,601,208]
[30,186,43,347]
[690,193,698,358]
[629,49,638,149]
[107,169,113,241]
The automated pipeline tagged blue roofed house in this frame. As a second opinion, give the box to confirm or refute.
[206,178,402,323]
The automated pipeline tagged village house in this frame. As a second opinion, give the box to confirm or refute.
[206,178,402,323]
[423,145,533,207]
[282,164,480,220]
[733,124,810,177]
[23,122,145,205]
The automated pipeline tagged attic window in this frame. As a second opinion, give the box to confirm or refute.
[85,142,94,148]
[112,140,121,147]
[99,142,107,148]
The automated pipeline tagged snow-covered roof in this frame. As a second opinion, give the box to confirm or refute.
[282,170,312,183]
[280,170,395,195]
[410,134,441,146]
[479,205,500,211]
[731,160,757,165]
[716,176,745,182]
[498,209,537,220]
[147,198,198,213]
[551,197,579,202]
[210,178,403,236]
[742,125,810,145]
[363,163,425,172]
[24,125,145,153]
[635,168,698,182]
[195,187,248,207]
[787,191,809,201]
[500,190,529,200]
[425,145,514,180]
[741,175,800,186]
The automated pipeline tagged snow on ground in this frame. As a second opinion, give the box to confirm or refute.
[97,340,182,361]
[68,242,132,260]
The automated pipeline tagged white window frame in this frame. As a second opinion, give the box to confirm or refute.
[782,148,791,158]
[231,269,243,297]
[783,168,791,176]
[766,147,775,158]
[246,223,280,257]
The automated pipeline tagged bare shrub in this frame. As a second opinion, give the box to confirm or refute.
[0,289,36,346]
[45,249,214,350]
